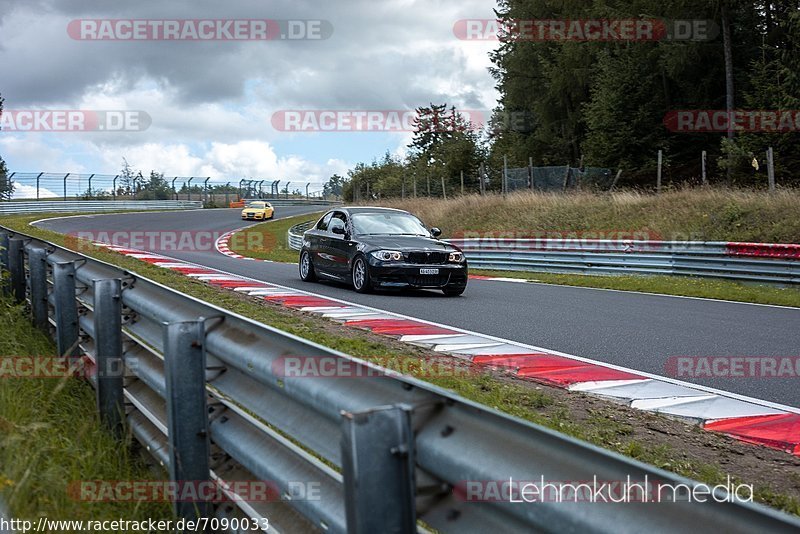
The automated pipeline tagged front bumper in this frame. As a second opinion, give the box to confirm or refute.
[366,258,468,289]
[242,213,266,220]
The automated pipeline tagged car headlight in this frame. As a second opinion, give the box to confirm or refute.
[448,251,465,263]
[371,250,403,262]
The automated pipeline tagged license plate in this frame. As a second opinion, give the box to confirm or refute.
[419,268,439,275]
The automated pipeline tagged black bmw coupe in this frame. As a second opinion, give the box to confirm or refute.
[298,207,468,296]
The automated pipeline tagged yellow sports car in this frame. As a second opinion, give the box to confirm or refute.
[241,201,274,220]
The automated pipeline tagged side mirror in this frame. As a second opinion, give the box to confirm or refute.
[331,226,346,236]
[430,227,442,238]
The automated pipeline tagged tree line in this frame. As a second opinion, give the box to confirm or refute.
[333,1,800,200]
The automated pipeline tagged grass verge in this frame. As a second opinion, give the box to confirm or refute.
[374,188,800,243]
[228,212,323,263]
[0,292,171,522]
[473,269,800,308]
[2,213,799,516]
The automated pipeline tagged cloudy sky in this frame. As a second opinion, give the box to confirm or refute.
[0,0,499,194]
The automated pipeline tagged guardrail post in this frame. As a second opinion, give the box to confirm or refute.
[27,246,49,330]
[8,238,26,303]
[0,231,10,294]
[53,262,80,359]
[94,278,124,435]
[163,320,211,523]
[341,405,416,533]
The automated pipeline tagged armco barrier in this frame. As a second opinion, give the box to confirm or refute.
[288,220,317,251]
[0,200,203,215]
[2,225,800,533]
[287,225,800,285]
[448,239,800,284]
[231,199,341,209]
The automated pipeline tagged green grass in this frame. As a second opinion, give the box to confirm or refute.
[0,293,172,522]
[228,212,323,263]
[377,188,800,244]
[3,213,799,516]
[473,269,800,308]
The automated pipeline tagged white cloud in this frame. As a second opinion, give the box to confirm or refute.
[1,0,501,181]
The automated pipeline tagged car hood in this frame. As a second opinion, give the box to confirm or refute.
[358,235,459,252]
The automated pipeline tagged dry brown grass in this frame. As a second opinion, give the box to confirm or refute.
[374,188,800,243]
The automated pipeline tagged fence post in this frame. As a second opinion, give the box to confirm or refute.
[306,183,310,200]
[528,157,534,190]
[460,171,464,195]
[63,173,71,200]
[53,261,80,360]
[8,238,25,303]
[27,246,49,331]
[187,178,194,202]
[412,176,417,198]
[767,147,776,192]
[657,150,663,194]
[163,320,211,522]
[36,172,43,200]
[479,163,485,196]
[0,231,9,294]
[503,156,509,197]
[426,174,431,197]
[341,405,415,533]
[441,176,447,200]
[113,175,118,200]
[701,151,707,185]
[401,177,405,199]
[93,278,124,435]
[562,164,570,192]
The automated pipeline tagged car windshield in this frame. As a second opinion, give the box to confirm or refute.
[249,202,265,208]
[351,212,430,237]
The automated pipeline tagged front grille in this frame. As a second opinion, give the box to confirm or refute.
[406,251,448,264]
[409,274,450,287]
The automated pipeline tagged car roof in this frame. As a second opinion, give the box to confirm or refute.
[334,206,410,215]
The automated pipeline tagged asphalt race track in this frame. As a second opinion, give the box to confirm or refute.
[35,207,800,407]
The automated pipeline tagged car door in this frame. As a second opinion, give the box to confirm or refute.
[326,212,354,278]
[309,212,334,274]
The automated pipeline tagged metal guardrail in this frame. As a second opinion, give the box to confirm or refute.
[287,225,800,285]
[242,198,342,207]
[449,239,800,285]
[1,225,799,533]
[0,200,203,215]
[287,221,317,251]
